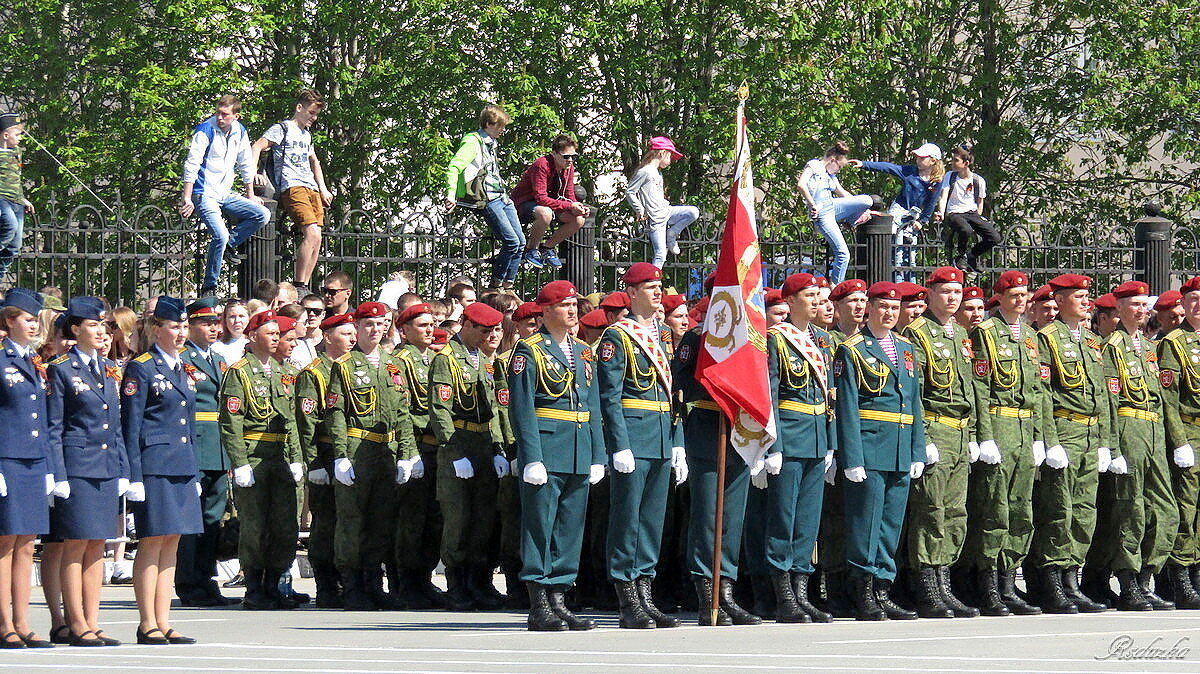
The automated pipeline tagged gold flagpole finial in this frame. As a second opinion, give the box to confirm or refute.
[737,81,749,101]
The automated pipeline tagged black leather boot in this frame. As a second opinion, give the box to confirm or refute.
[1081,565,1118,608]
[547,585,594,630]
[339,568,376,611]
[1061,566,1106,613]
[503,563,529,610]
[791,572,832,623]
[466,565,505,610]
[1191,564,1200,595]
[1115,570,1153,611]
[241,568,275,610]
[399,569,434,609]
[719,577,762,625]
[1139,568,1175,610]
[614,580,655,629]
[382,564,407,610]
[997,570,1041,615]
[362,566,395,610]
[850,573,886,621]
[770,573,809,623]
[1169,564,1200,609]
[974,569,1011,616]
[313,564,343,609]
[695,576,731,626]
[1039,567,1079,614]
[525,583,567,631]
[937,566,978,618]
[636,577,679,627]
[913,566,953,618]
[875,579,917,620]
[821,569,856,619]
[263,569,297,610]
[750,575,776,620]
[443,567,475,611]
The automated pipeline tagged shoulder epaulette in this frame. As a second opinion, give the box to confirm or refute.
[392,349,413,362]
[230,357,249,369]
[133,352,153,363]
[520,334,543,347]
[1037,323,1058,337]
[334,352,353,363]
[977,317,996,330]
[841,334,864,347]
[1105,332,1124,346]
[1165,328,1186,342]
[894,333,913,345]
[50,354,70,365]
[302,358,324,373]
[906,316,928,332]
[572,336,589,348]
[436,344,455,356]
[177,345,188,354]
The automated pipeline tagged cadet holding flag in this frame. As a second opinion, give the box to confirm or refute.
[833,281,926,621]
[508,280,606,631]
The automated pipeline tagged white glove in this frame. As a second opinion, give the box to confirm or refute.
[589,464,605,485]
[969,441,980,463]
[509,458,518,476]
[1032,440,1046,467]
[749,458,765,477]
[411,456,425,479]
[612,449,636,474]
[333,457,355,485]
[493,455,510,478]
[125,482,146,502]
[395,458,414,485]
[195,481,203,497]
[1044,444,1069,470]
[843,466,867,482]
[307,467,330,485]
[452,457,474,479]
[0,473,6,498]
[1108,455,1129,475]
[234,464,255,487]
[764,452,783,475]
[671,447,688,485]
[824,454,838,485]
[523,461,548,485]
[118,477,130,496]
[289,462,304,483]
[1174,444,1196,469]
[52,481,71,499]
[909,462,925,479]
[925,443,939,465]
[751,469,768,489]
[45,473,55,496]
[1096,447,1112,474]
[977,440,1002,465]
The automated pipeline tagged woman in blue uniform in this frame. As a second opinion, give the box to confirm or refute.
[47,297,130,647]
[120,297,203,645]
[0,289,61,648]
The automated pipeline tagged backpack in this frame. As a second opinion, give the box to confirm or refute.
[460,133,496,209]
[261,121,291,192]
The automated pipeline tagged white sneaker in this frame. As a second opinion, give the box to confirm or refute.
[665,230,681,255]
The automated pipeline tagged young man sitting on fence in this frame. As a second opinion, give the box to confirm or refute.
[509,134,590,270]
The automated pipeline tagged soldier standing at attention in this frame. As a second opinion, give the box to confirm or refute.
[326,303,419,610]
[273,314,310,606]
[597,262,685,629]
[1090,281,1178,611]
[429,302,510,610]
[1026,274,1112,614]
[962,270,1056,617]
[833,282,926,621]
[507,280,606,631]
[294,312,356,608]
[956,286,988,331]
[218,311,302,610]
[1156,276,1200,609]
[900,266,980,619]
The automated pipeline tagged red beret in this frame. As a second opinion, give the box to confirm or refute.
[867,282,900,300]
[985,294,1000,310]
[432,328,449,346]
[319,312,355,331]
[1030,284,1054,302]
[1048,274,1092,293]
[513,302,542,321]
[245,310,277,333]
[395,302,432,326]
[993,270,1029,293]
[897,282,928,302]
[925,266,965,286]
[703,272,716,294]
[462,302,504,327]
[599,291,631,310]
[764,288,785,306]
[354,302,390,320]
[580,309,610,329]
[830,279,868,302]
[274,316,298,334]
[1182,278,1200,295]
[1092,293,1117,310]
[694,296,710,313]
[781,274,820,297]
[1155,290,1183,311]
[662,294,687,314]
[1112,280,1150,299]
[962,286,985,302]
[623,262,662,286]
[536,280,578,306]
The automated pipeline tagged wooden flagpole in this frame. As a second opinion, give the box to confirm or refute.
[710,414,728,625]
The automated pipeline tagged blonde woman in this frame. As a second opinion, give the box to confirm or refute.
[106,306,138,365]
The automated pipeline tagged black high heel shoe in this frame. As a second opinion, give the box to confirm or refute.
[67,630,105,647]
[136,627,169,645]
[163,629,196,645]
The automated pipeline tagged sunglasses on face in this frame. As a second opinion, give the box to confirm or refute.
[559,154,578,161]
[304,307,325,315]
[322,287,349,295]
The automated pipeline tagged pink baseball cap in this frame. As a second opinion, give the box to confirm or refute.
[650,136,684,160]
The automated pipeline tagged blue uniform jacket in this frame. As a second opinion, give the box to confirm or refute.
[47,347,129,480]
[180,341,230,471]
[120,347,201,483]
[596,321,684,460]
[508,330,606,475]
[768,325,838,459]
[833,331,926,472]
[0,338,54,470]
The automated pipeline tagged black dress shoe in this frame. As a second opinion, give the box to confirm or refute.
[93,630,121,646]
[68,630,105,647]
[19,631,54,648]
[1,632,27,649]
[137,627,169,645]
[49,625,71,644]
[163,629,197,645]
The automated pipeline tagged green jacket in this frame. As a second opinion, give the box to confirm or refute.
[767,324,838,460]
[180,340,230,471]
[903,314,978,432]
[1157,322,1200,451]
[396,343,434,435]
[596,321,684,460]
[326,348,418,461]
[428,339,504,450]
[1103,325,1164,443]
[833,331,927,471]
[218,354,301,467]
[295,351,335,467]
[1038,318,1116,449]
[968,316,1057,447]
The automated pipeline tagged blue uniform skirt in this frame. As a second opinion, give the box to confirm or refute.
[0,456,50,536]
[50,476,120,540]
[132,475,203,538]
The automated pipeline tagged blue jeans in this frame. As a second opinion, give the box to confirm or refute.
[196,193,271,291]
[481,198,525,284]
[813,195,871,283]
[0,197,26,277]
[647,205,699,268]
[889,203,919,282]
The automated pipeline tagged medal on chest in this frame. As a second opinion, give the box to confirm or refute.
[903,350,914,373]
[4,366,25,386]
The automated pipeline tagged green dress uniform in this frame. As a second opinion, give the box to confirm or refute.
[901,313,979,616]
[428,338,506,608]
[817,327,853,616]
[295,351,341,606]
[492,351,525,605]
[326,347,418,607]
[834,329,926,620]
[1028,317,1113,612]
[219,354,302,609]
[175,340,232,605]
[1156,321,1200,607]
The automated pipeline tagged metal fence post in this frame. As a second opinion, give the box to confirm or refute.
[239,199,278,299]
[855,213,895,285]
[1134,203,1172,292]
[562,212,597,296]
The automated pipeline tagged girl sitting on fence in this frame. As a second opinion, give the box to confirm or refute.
[625,136,698,269]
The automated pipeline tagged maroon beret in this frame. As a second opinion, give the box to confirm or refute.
[1112,280,1150,299]
[830,279,868,302]
[513,302,542,321]
[925,266,965,286]
[462,302,504,327]
[623,262,663,285]
[993,270,1029,293]
[319,312,355,331]
[867,282,900,300]
[245,310,277,333]
[1048,274,1092,293]
[354,302,390,320]
[395,303,432,326]
[536,280,578,306]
